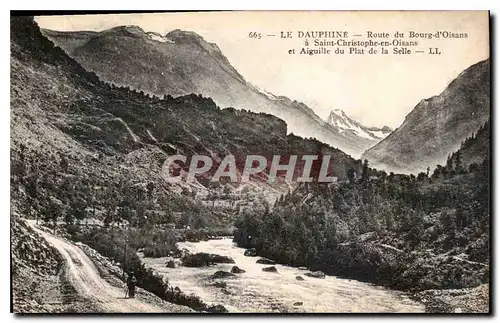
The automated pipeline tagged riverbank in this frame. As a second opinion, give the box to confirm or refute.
[413,284,490,313]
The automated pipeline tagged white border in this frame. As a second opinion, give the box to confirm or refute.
[2,1,498,322]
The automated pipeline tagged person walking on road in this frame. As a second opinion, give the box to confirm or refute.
[126,271,137,298]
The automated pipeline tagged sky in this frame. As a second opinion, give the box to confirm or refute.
[36,11,489,128]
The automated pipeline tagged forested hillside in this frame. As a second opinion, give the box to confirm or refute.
[235,145,490,292]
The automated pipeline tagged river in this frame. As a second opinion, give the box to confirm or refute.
[140,238,425,313]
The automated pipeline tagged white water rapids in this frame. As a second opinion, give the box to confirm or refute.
[140,238,425,313]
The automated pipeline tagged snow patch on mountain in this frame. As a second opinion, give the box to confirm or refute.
[370,130,390,139]
[147,32,175,43]
[252,84,277,100]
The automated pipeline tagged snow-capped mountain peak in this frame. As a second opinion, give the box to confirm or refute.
[326,109,392,141]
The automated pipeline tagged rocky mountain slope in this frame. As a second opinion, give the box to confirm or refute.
[43,26,371,158]
[362,59,490,174]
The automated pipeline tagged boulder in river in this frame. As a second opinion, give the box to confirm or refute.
[293,302,303,306]
[231,266,246,274]
[262,266,278,273]
[296,276,305,281]
[211,270,236,279]
[182,252,235,267]
[244,248,257,257]
[304,271,325,279]
[256,258,276,265]
[210,254,235,264]
[182,252,212,267]
[165,259,176,268]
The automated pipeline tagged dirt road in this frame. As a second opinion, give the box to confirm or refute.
[27,221,191,313]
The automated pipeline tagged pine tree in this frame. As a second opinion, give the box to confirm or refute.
[455,150,463,173]
[347,167,356,184]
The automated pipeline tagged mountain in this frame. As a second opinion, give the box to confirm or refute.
[326,108,392,142]
[43,26,368,158]
[362,59,490,174]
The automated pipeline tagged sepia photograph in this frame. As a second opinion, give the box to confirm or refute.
[10,10,491,314]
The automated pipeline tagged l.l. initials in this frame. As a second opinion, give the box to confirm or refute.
[429,47,441,55]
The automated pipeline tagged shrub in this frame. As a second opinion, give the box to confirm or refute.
[143,243,176,258]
